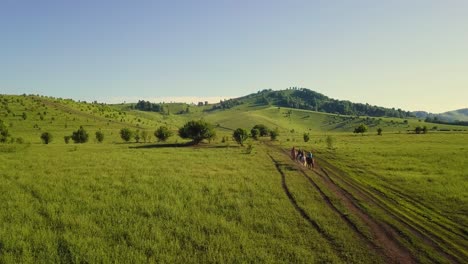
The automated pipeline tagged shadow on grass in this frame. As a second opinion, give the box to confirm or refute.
[130,142,240,149]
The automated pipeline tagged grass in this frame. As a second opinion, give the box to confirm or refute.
[0,143,380,263]
[1,94,467,262]
[285,132,468,262]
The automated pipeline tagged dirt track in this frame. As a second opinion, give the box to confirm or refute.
[267,145,466,263]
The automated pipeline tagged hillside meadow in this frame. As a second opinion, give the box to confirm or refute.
[1,94,467,263]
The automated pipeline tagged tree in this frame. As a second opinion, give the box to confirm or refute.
[377,128,383,136]
[64,136,71,144]
[120,128,133,142]
[422,126,428,134]
[270,128,279,141]
[40,132,53,144]
[326,135,335,149]
[22,112,27,120]
[415,126,422,134]
[178,120,216,144]
[354,124,368,134]
[95,130,104,143]
[141,130,149,143]
[0,120,10,143]
[303,133,310,142]
[72,126,89,143]
[250,128,260,140]
[154,126,173,142]
[135,130,141,143]
[253,124,269,137]
[233,128,249,146]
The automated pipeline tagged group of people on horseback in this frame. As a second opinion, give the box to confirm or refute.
[291,147,315,169]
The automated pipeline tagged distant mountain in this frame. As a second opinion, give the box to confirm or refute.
[216,88,414,118]
[440,108,468,122]
[414,108,468,126]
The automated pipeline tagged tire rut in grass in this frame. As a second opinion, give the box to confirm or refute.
[270,145,417,264]
[317,159,465,263]
[267,153,344,261]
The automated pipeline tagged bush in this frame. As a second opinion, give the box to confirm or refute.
[64,136,71,144]
[415,126,422,134]
[120,128,134,142]
[253,124,269,137]
[250,128,260,140]
[270,128,279,141]
[354,124,368,134]
[154,126,173,142]
[233,128,249,146]
[16,137,24,144]
[377,128,383,136]
[0,120,10,143]
[178,120,216,144]
[303,133,310,142]
[141,130,150,143]
[95,130,104,143]
[40,132,53,144]
[135,130,141,143]
[72,126,89,143]
[326,135,335,149]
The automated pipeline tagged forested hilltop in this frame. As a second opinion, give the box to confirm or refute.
[239,88,413,118]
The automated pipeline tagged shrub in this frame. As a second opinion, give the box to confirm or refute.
[253,124,269,137]
[72,126,89,143]
[64,136,71,144]
[95,130,104,143]
[233,128,249,146]
[141,130,149,143]
[135,130,141,143]
[303,133,310,142]
[250,128,260,140]
[0,120,10,143]
[326,135,335,149]
[270,128,279,141]
[120,128,133,142]
[40,132,53,144]
[415,126,422,134]
[154,126,173,142]
[377,128,383,136]
[178,120,216,144]
[354,124,368,134]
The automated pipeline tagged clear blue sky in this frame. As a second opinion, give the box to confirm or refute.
[1,0,467,113]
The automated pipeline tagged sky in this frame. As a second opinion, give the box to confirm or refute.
[1,0,467,113]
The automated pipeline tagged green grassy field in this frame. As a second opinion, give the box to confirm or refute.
[1,94,467,263]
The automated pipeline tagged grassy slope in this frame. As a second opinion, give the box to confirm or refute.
[1,94,467,262]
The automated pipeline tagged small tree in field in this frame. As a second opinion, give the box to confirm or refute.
[135,130,141,143]
[71,126,89,143]
[0,120,10,143]
[270,128,279,141]
[303,133,310,142]
[120,128,133,142]
[64,135,71,144]
[178,120,216,144]
[250,128,260,140]
[253,124,269,137]
[95,130,104,143]
[233,128,249,146]
[154,126,173,142]
[40,132,52,144]
[377,128,383,136]
[326,135,335,150]
[354,124,368,135]
[422,126,428,134]
[141,130,149,143]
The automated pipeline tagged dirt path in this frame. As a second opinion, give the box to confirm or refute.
[267,146,419,263]
[316,158,465,263]
[270,141,466,263]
